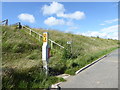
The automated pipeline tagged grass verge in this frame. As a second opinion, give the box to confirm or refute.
[64,47,118,75]
[2,66,65,88]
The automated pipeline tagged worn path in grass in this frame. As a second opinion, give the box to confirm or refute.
[59,49,118,88]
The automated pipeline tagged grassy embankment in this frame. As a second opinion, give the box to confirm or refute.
[2,26,118,88]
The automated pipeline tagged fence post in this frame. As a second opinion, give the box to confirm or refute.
[51,41,53,49]
[42,32,50,75]
[39,35,41,41]
[29,29,32,35]
[5,19,8,26]
[18,22,22,29]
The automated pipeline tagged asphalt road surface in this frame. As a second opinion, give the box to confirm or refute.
[60,49,118,88]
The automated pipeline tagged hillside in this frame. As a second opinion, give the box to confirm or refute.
[2,25,118,88]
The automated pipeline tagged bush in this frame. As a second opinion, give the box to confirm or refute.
[66,60,79,69]
[62,49,72,59]
[50,60,67,75]
[62,46,84,59]
[97,36,99,38]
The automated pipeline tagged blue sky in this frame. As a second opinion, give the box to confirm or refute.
[2,2,118,39]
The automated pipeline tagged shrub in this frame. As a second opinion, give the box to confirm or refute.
[62,49,72,59]
[97,36,99,38]
[49,60,67,75]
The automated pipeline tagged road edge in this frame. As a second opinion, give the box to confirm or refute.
[50,54,109,89]
[75,48,118,74]
[50,48,118,89]
[75,54,109,74]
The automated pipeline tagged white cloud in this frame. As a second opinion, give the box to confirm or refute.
[18,13,35,23]
[44,17,74,26]
[68,26,78,30]
[81,25,118,40]
[82,31,107,38]
[104,19,118,24]
[42,2,85,20]
[42,1,65,15]
[66,21,74,26]
[101,25,118,33]
[57,11,85,20]
[64,26,79,33]
[100,24,105,25]
[44,17,65,26]
[100,18,118,25]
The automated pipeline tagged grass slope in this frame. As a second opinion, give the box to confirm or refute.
[2,26,118,88]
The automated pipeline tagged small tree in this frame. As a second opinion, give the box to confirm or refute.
[97,36,99,38]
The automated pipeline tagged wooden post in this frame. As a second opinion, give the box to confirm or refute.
[51,41,53,49]
[18,22,22,29]
[5,19,8,26]
[29,29,32,35]
[39,35,41,41]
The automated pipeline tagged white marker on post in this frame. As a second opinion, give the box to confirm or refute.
[42,32,50,75]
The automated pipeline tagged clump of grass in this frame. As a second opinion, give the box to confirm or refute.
[26,50,41,60]
[2,42,14,52]
[49,59,67,75]
[27,53,38,60]
[2,66,65,88]
[65,68,78,75]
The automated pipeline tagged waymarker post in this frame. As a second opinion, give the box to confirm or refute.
[42,32,50,75]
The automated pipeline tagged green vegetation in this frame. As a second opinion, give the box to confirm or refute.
[2,25,118,88]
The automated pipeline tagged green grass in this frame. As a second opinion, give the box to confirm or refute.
[2,66,65,88]
[2,25,119,88]
[65,47,118,75]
